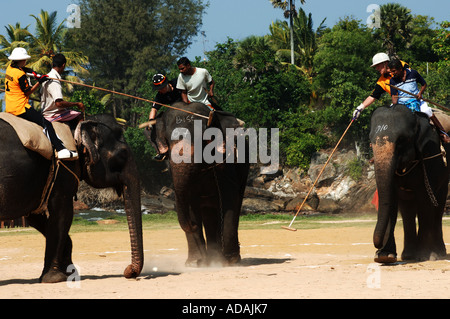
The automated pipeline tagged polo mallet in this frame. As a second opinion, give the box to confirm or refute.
[282,119,355,231]
[24,73,210,121]
[387,84,450,112]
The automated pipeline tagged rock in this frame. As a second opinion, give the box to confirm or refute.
[96,219,119,225]
[73,200,89,211]
[285,193,319,212]
[251,176,266,187]
[317,198,342,214]
[160,186,175,200]
[244,186,276,199]
[242,198,284,213]
[141,193,175,212]
[307,163,336,187]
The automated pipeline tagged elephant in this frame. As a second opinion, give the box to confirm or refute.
[369,104,449,263]
[153,102,249,266]
[0,114,143,283]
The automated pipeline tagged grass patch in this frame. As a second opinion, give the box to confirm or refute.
[13,211,450,236]
[70,211,181,233]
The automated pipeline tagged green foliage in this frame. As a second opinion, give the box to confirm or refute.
[278,104,328,169]
[424,63,450,106]
[313,18,380,94]
[226,63,311,129]
[432,21,450,67]
[346,158,363,181]
[124,126,155,160]
[268,8,326,77]
[70,0,207,120]
[3,3,448,180]
[399,15,439,66]
[123,126,163,192]
[374,3,413,56]
[69,90,106,115]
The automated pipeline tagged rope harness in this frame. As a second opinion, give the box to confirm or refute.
[395,144,447,208]
[31,156,80,216]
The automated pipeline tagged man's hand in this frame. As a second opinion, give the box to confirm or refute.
[352,104,365,120]
[77,102,85,112]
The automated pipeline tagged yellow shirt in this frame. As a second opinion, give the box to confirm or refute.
[5,65,32,115]
[370,60,410,99]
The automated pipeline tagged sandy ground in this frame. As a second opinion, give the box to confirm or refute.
[1,222,450,300]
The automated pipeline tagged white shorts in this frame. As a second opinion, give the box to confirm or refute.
[420,101,433,118]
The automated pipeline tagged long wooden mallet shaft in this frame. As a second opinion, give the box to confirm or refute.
[24,73,210,120]
[282,119,355,231]
[387,84,450,112]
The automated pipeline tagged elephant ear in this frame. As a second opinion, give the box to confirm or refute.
[74,120,101,165]
[213,110,243,131]
[154,111,169,154]
[414,114,436,154]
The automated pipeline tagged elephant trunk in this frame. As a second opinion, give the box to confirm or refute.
[372,137,398,249]
[121,154,144,278]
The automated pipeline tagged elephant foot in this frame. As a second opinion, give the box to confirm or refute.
[40,267,69,283]
[416,251,446,262]
[374,251,397,264]
[401,249,416,262]
[185,258,203,268]
[224,254,241,266]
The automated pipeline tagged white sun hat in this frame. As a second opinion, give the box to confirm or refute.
[370,52,390,67]
[8,47,31,61]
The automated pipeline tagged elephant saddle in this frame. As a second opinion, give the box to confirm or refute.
[0,112,77,160]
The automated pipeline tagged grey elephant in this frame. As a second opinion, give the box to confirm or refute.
[370,104,449,263]
[152,102,249,266]
[0,114,143,283]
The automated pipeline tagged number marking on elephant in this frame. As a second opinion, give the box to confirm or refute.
[176,115,195,125]
[375,124,388,135]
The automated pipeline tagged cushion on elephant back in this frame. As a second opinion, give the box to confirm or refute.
[0,112,77,160]
[432,108,450,134]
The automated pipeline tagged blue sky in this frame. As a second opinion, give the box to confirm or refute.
[0,0,449,60]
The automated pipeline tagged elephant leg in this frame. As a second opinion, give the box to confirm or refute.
[184,230,207,267]
[222,207,241,265]
[398,199,418,261]
[374,216,397,263]
[201,203,223,265]
[39,196,74,283]
[180,203,207,267]
[417,198,446,261]
[431,187,447,258]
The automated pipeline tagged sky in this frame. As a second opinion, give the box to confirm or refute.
[0,0,449,60]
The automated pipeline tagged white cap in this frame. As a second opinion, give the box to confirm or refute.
[371,52,389,67]
[8,47,31,61]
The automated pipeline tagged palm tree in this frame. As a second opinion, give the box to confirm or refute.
[268,8,326,79]
[269,0,305,11]
[29,10,89,79]
[0,23,33,68]
[376,3,412,57]
[233,35,276,83]
[269,0,306,64]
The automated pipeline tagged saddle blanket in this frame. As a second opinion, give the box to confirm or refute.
[0,112,77,160]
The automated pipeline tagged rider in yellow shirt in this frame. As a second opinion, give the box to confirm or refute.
[352,53,409,119]
[4,47,77,160]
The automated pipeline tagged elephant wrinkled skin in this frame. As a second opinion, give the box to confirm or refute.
[0,114,143,283]
[369,104,449,263]
[153,102,249,267]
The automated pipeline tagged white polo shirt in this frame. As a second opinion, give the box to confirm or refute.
[41,68,64,118]
[176,67,213,106]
